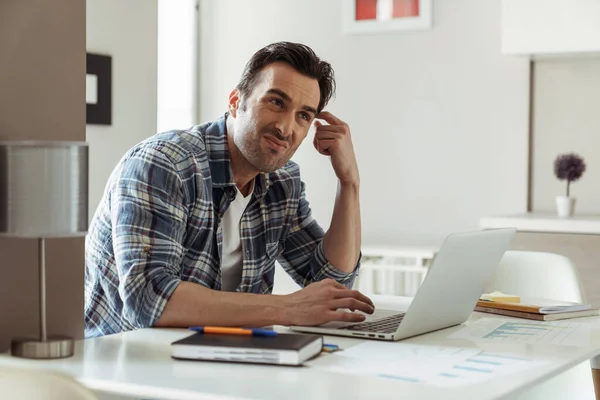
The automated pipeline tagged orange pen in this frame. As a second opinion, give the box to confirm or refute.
[189,326,278,337]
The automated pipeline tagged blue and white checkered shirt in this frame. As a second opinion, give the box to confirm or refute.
[84,114,359,338]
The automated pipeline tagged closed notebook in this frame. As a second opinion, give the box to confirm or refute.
[475,298,592,314]
[474,305,600,321]
[171,332,323,366]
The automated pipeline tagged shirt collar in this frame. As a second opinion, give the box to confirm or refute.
[205,113,271,199]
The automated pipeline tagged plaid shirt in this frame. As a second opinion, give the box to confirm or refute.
[84,114,359,338]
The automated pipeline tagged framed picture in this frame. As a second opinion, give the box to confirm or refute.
[86,53,112,125]
[343,0,432,34]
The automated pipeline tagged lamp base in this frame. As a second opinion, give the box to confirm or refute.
[10,336,74,359]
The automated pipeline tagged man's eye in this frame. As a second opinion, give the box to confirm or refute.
[270,98,283,107]
[299,112,310,121]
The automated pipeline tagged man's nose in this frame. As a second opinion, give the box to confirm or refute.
[274,113,295,138]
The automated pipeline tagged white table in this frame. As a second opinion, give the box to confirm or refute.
[480,212,600,235]
[2,296,600,400]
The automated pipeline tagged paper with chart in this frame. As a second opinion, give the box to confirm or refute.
[450,317,590,346]
[306,341,546,387]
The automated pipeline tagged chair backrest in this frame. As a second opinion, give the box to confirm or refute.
[485,250,586,303]
[0,366,99,400]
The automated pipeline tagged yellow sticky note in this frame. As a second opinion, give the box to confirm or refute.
[480,291,520,303]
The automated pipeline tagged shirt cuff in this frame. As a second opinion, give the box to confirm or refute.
[312,241,361,288]
[133,272,181,328]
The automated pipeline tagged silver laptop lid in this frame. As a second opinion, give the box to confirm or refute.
[393,228,516,340]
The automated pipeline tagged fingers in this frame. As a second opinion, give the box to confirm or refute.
[315,139,337,154]
[313,134,337,155]
[314,126,344,155]
[325,280,375,309]
[320,279,375,309]
[330,280,350,290]
[314,130,344,140]
[315,125,347,139]
[316,111,345,126]
[313,116,350,158]
[331,298,374,314]
[315,123,344,132]
[315,120,350,140]
[329,310,366,323]
[313,136,330,156]
[357,291,375,308]
[335,289,375,309]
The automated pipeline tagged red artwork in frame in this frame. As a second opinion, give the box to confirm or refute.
[345,0,432,34]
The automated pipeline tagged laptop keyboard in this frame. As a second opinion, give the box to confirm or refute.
[340,313,406,333]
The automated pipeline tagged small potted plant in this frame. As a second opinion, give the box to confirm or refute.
[554,152,586,218]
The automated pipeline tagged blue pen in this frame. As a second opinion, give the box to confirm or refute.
[189,326,278,337]
[322,343,340,353]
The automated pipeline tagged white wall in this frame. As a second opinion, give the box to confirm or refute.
[199,0,530,246]
[86,0,158,217]
[532,58,600,213]
[157,0,198,133]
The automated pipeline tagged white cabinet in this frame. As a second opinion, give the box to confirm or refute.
[502,0,600,56]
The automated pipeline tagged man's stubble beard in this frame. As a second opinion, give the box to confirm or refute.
[233,112,293,173]
[234,127,291,173]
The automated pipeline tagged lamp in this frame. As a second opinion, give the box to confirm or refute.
[0,141,88,359]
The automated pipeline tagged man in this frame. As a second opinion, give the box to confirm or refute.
[84,41,374,338]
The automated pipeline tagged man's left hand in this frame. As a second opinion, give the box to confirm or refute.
[313,111,359,185]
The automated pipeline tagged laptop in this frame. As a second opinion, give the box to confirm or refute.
[290,228,517,341]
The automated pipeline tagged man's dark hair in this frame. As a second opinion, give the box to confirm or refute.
[236,41,335,113]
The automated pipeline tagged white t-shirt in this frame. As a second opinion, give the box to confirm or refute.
[220,182,254,291]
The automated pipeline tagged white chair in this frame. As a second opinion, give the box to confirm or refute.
[484,250,593,400]
[0,366,99,400]
[485,250,586,303]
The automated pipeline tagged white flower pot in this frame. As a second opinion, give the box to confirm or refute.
[556,196,576,218]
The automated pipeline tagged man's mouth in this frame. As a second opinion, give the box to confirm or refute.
[263,135,287,151]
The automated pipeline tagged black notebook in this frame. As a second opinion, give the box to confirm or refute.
[171,332,323,365]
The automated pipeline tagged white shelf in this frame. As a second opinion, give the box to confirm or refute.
[480,212,600,234]
[502,0,600,57]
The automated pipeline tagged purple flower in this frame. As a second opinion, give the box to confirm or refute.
[554,153,586,196]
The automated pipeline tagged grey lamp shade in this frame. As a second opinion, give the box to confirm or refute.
[0,141,89,238]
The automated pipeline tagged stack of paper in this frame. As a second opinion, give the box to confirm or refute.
[475,297,598,321]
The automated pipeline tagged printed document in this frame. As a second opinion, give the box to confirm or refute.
[306,341,546,386]
[450,317,590,346]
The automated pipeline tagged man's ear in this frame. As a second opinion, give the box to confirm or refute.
[228,89,240,118]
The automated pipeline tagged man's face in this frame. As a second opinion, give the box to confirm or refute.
[228,62,321,173]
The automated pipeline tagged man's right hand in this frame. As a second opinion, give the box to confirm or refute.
[281,279,375,326]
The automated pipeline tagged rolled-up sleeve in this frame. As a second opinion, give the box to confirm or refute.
[111,145,187,328]
[278,182,359,288]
